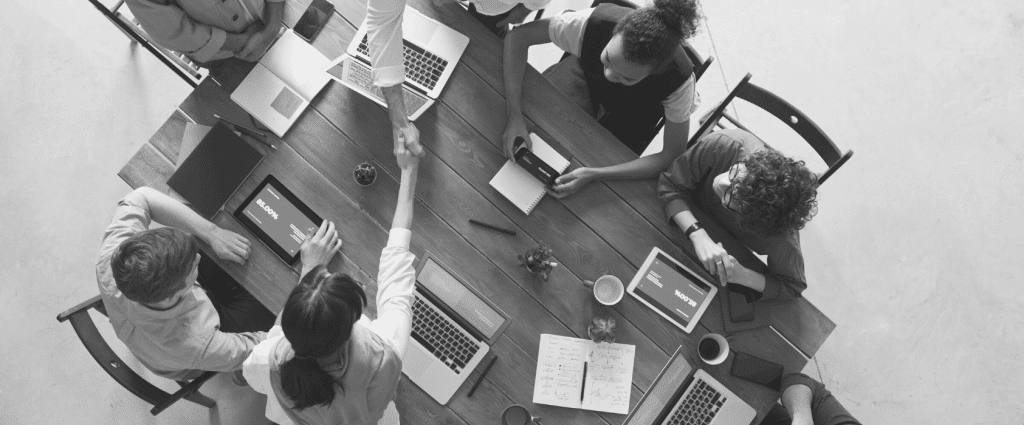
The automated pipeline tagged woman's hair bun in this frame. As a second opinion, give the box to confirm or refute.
[652,0,702,39]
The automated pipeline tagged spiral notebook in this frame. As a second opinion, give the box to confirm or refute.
[489,134,570,215]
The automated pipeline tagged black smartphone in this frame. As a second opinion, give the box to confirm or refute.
[514,141,560,186]
[731,351,784,390]
[727,284,755,322]
[294,0,335,42]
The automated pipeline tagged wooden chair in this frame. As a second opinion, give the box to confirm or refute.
[86,0,206,87]
[56,294,218,415]
[689,73,853,185]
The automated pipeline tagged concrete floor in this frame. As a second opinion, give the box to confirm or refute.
[2,0,1022,423]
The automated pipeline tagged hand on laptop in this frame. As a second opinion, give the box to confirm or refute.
[207,227,251,264]
[299,220,342,277]
[502,114,531,160]
[547,167,595,198]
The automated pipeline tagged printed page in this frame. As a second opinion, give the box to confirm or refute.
[581,341,636,414]
[533,334,588,409]
[529,133,570,172]
[260,30,330,100]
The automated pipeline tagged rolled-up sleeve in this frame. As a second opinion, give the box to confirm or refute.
[193,329,267,372]
[366,0,407,87]
[547,8,593,57]
[124,0,227,62]
[662,74,699,123]
[366,228,416,358]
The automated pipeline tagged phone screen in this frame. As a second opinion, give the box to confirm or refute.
[294,0,335,41]
[731,351,783,390]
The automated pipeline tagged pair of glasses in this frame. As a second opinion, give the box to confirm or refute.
[722,165,743,213]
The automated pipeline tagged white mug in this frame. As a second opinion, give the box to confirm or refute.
[583,275,624,306]
[698,333,730,365]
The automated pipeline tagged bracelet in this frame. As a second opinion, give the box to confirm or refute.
[684,223,703,238]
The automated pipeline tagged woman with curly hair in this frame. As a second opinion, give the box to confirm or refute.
[503,0,703,198]
[658,129,819,301]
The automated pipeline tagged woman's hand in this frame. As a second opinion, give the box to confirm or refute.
[547,167,596,198]
[503,114,531,160]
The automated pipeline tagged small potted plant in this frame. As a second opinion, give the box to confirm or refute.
[354,162,377,186]
[518,245,557,281]
[587,316,617,343]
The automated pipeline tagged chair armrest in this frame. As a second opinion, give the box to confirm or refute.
[56,295,103,322]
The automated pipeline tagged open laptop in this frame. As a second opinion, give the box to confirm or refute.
[403,253,511,404]
[624,346,756,425]
[627,247,718,333]
[324,6,469,121]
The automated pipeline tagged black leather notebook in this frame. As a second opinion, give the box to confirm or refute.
[167,122,264,218]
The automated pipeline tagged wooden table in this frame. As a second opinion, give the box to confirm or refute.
[119,0,835,423]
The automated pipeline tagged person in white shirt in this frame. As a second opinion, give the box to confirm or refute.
[243,144,421,424]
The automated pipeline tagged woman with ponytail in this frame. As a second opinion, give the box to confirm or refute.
[503,0,703,198]
[243,143,423,425]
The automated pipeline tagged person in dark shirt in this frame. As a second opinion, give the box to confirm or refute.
[658,129,819,301]
[759,374,862,425]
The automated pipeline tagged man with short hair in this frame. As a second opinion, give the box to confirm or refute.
[96,187,274,380]
[125,0,285,65]
[658,129,820,301]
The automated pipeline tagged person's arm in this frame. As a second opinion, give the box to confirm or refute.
[124,0,234,62]
[502,19,553,159]
[236,0,285,61]
[781,381,816,425]
[131,187,251,264]
[193,329,268,372]
[365,0,425,156]
[781,374,862,425]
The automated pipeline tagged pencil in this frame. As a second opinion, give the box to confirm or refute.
[466,355,498,398]
[469,219,517,236]
[214,114,276,150]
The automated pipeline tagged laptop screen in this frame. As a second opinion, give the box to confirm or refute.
[632,252,713,326]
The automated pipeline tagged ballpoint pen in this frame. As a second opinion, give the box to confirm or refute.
[214,114,277,150]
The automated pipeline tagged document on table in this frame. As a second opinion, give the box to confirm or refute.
[532,334,635,414]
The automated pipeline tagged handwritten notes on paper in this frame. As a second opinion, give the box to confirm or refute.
[533,334,636,414]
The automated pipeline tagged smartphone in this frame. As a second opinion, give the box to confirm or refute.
[726,284,756,322]
[294,0,335,42]
[514,141,560,186]
[731,351,784,390]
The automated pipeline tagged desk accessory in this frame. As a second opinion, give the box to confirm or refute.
[518,245,557,281]
[718,283,770,333]
[353,162,377,186]
[587,317,617,343]
[532,334,635,414]
[234,175,322,265]
[469,219,517,236]
[583,275,624,305]
[731,351,783,390]
[465,354,497,398]
[698,333,729,365]
[167,122,263,218]
[489,133,569,215]
[626,248,718,334]
[293,0,334,42]
[502,405,542,425]
[231,30,330,137]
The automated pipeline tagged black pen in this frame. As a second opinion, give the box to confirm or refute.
[466,355,498,398]
[580,361,588,402]
[214,114,276,150]
[469,219,517,236]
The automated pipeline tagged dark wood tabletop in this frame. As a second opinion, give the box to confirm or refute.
[118,0,835,423]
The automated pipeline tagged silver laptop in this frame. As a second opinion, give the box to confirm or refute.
[624,346,756,425]
[403,253,510,404]
[323,6,469,121]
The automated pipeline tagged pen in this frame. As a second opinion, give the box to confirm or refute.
[466,354,498,398]
[214,114,277,150]
[469,219,517,236]
[580,360,587,402]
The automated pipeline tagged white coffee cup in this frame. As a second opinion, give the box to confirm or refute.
[698,333,729,365]
[583,275,624,306]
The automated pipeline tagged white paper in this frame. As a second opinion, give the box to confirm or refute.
[532,334,635,414]
[489,134,570,215]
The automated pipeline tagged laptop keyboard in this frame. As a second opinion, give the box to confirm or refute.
[358,36,447,91]
[666,377,726,425]
[344,60,430,114]
[411,293,481,374]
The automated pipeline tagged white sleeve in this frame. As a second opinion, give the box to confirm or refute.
[365,0,406,86]
[366,229,416,359]
[662,74,700,123]
[547,8,594,58]
[242,329,294,425]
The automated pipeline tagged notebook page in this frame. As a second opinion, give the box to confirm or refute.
[231,64,308,137]
[260,30,330,100]
[581,341,635,414]
[533,334,588,409]
[489,160,546,214]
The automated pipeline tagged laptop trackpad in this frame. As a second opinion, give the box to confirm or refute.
[402,12,438,45]
[403,345,433,378]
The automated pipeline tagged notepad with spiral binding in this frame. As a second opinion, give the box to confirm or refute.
[489,134,570,215]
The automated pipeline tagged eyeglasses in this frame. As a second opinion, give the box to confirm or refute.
[722,165,743,213]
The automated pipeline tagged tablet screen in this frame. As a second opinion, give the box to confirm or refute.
[236,176,320,262]
[632,253,713,325]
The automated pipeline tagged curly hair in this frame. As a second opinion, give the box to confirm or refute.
[731,149,819,236]
[614,0,702,65]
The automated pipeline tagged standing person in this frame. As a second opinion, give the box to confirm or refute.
[759,374,862,425]
[125,0,285,65]
[503,0,702,198]
[243,144,422,424]
[657,129,819,301]
[96,187,275,381]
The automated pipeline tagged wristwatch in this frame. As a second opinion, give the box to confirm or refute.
[684,222,703,238]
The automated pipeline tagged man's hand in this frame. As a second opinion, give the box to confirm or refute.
[691,233,733,285]
[237,25,277,61]
[393,120,425,158]
[502,114,531,159]
[395,135,421,171]
[548,167,595,198]
[207,227,251,264]
[299,220,342,276]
